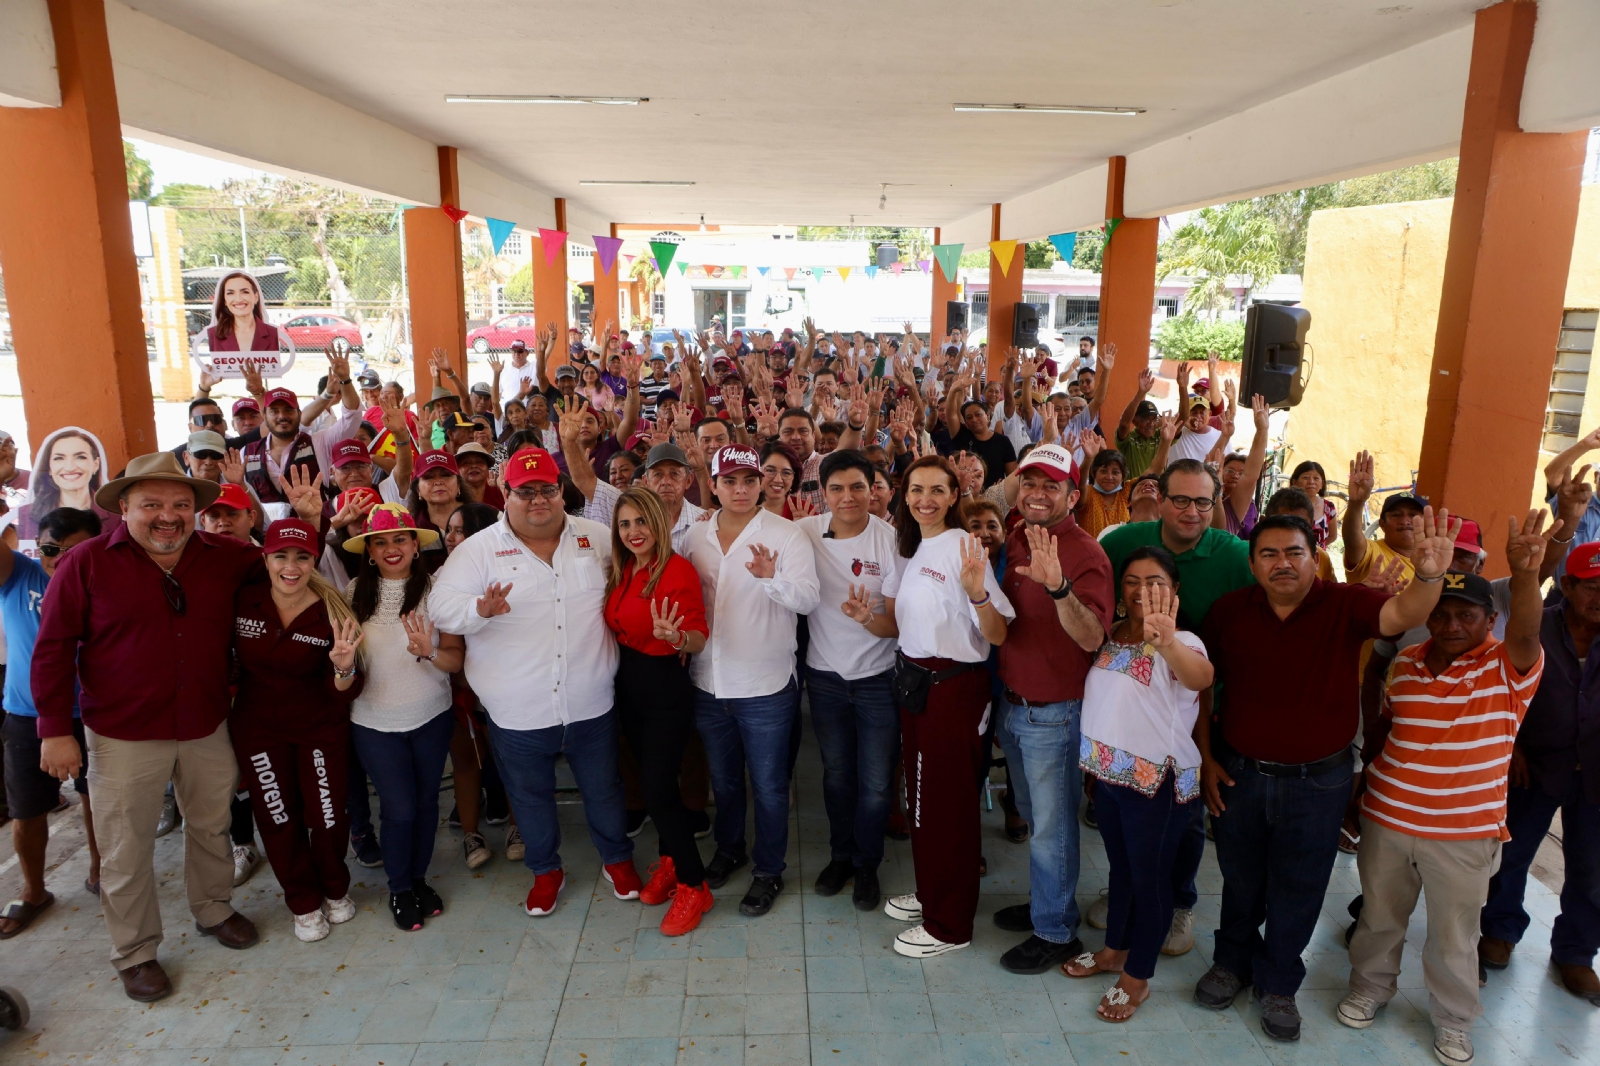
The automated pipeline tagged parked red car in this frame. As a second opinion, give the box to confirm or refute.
[282,313,364,352]
[467,314,540,353]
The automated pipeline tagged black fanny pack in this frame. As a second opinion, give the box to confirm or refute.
[893,652,981,714]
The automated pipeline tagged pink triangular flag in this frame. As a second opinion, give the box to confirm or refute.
[783,267,797,280]
[592,235,623,275]
[891,262,903,275]
[538,228,567,267]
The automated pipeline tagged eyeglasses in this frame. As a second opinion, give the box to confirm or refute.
[761,465,795,481]
[194,414,225,427]
[510,484,563,501]
[1164,494,1216,513]
[161,570,186,616]
[36,543,65,558]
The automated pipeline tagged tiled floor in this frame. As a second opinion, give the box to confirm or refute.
[3,711,1595,1066]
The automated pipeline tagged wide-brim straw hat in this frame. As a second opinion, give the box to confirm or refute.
[342,501,441,551]
[96,451,222,511]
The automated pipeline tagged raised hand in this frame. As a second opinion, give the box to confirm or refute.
[379,394,410,439]
[1160,412,1179,444]
[198,367,223,393]
[1039,401,1059,445]
[487,351,504,377]
[325,346,351,386]
[1080,429,1106,464]
[431,346,454,378]
[1506,509,1553,575]
[475,581,513,618]
[680,435,708,472]
[222,447,246,486]
[746,543,777,579]
[1554,463,1593,524]
[1099,341,1117,371]
[558,395,591,448]
[841,582,877,625]
[283,463,323,523]
[1137,367,1156,394]
[331,491,376,532]
[957,533,990,601]
[1410,505,1463,581]
[1360,555,1410,595]
[402,610,438,657]
[788,494,818,519]
[1142,583,1180,648]
[650,597,685,646]
[1013,522,1064,591]
[1251,393,1269,433]
[240,360,267,399]
[1347,451,1375,507]
[329,617,364,673]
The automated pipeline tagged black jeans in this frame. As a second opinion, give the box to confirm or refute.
[617,646,706,886]
[1211,748,1352,996]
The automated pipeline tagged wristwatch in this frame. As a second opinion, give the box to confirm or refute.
[1047,577,1075,600]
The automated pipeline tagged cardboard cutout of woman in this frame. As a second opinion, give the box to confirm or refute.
[192,270,296,378]
[14,427,117,549]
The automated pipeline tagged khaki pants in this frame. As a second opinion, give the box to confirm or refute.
[1349,816,1501,1030]
[85,722,239,970]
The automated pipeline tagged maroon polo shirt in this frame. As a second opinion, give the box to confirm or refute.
[230,582,363,736]
[999,513,1115,703]
[32,523,263,741]
[1200,579,1390,764]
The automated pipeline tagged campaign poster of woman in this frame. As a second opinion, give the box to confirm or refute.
[13,426,119,550]
[191,269,296,378]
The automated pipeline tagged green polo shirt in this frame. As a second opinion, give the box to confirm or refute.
[1116,428,1162,479]
[1098,521,1255,629]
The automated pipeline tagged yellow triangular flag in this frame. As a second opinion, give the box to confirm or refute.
[990,239,1018,276]
[838,266,852,281]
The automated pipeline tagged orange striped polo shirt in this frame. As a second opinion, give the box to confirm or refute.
[1362,638,1543,841]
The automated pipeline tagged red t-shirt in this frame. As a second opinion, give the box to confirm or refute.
[603,553,708,656]
[998,514,1115,702]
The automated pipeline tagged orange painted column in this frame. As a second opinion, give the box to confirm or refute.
[533,198,570,353]
[591,223,621,341]
[1097,156,1160,427]
[404,146,467,406]
[0,0,156,472]
[986,205,1022,381]
[1415,0,1586,572]
[930,226,958,345]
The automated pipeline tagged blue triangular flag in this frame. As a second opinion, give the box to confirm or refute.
[486,218,516,255]
[1048,232,1076,262]
[865,264,878,279]
[757,266,770,276]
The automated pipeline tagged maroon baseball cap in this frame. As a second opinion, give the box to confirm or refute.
[415,450,459,477]
[505,447,559,487]
[330,438,371,467]
[232,397,260,416]
[262,387,299,410]
[711,444,760,478]
[261,518,318,555]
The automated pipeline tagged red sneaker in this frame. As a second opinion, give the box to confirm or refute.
[524,869,565,916]
[639,857,677,906]
[660,880,714,937]
[604,859,642,901]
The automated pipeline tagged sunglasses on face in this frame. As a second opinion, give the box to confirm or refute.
[194,414,225,427]
[36,542,67,558]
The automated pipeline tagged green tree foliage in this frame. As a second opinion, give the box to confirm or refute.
[1023,239,1057,269]
[504,263,533,306]
[1158,201,1282,314]
[124,140,153,201]
[1153,315,1246,362]
[795,225,932,265]
[1071,229,1104,272]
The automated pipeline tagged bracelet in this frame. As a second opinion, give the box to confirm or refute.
[1552,533,1576,545]
[969,593,992,609]
[1047,577,1075,601]
[333,665,356,680]
[672,630,689,651]
[1413,573,1444,584]
[415,651,437,662]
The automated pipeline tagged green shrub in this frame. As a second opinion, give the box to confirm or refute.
[1153,315,1245,362]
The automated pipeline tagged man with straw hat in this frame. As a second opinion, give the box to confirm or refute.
[31,452,323,1002]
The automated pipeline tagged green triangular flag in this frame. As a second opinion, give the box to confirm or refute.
[931,243,963,282]
[730,265,744,279]
[649,240,680,275]
[1104,218,1123,243]
[677,261,688,275]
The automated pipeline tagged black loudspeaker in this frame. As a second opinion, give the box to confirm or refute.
[946,301,968,331]
[1012,302,1039,348]
[876,243,900,269]
[1240,303,1313,409]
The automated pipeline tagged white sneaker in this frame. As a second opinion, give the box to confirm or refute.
[232,844,261,887]
[1434,1026,1474,1066]
[1085,888,1109,930]
[1337,990,1381,1029]
[1161,907,1194,956]
[324,896,357,924]
[883,893,922,922]
[293,909,331,943]
[892,924,969,959]
[504,826,525,862]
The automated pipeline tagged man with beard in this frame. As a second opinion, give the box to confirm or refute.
[239,351,361,520]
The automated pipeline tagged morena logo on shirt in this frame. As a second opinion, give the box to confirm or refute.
[919,567,946,583]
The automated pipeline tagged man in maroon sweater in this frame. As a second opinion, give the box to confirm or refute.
[34,452,317,1002]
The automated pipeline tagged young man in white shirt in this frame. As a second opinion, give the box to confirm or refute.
[428,447,640,918]
[796,450,901,911]
[1169,395,1223,464]
[683,444,820,916]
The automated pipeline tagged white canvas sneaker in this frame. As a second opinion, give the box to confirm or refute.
[892,924,969,959]
[883,893,922,922]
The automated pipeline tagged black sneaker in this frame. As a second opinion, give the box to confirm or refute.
[447,804,461,829]
[814,859,854,896]
[625,810,650,838]
[1000,934,1084,975]
[739,875,784,917]
[704,850,748,890]
[993,902,1034,933]
[414,880,444,918]
[483,789,510,826]
[351,831,383,868]
[1253,986,1302,1041]
[852,866,881,911]
[390,890,422,931]
[1194,965,1247,1010]
[689,810,712,839]
[1080,797,1097,830]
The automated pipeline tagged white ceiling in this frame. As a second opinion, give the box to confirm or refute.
[121,0,1485,227]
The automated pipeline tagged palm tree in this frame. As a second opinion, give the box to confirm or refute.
[1158,201,1282,317]
[629,254,662,327]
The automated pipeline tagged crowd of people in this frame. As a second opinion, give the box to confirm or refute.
[0,267,1595,1066]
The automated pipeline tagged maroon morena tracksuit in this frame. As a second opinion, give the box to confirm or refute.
[230,582,363,915]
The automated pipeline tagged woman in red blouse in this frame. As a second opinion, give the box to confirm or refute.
[603,486,711,936]
[230,519,365,944]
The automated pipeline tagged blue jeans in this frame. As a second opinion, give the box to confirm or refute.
[996,695,1082,944]
[1097,776,1196,980]
[806,666,898,869]
[1212,749,1353,996]
[1481,773,1600,967]
[346,743,374,838]
[488,712,631,876]
[350,711,454,894]
[694,680,797,879]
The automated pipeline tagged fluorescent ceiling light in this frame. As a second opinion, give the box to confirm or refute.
[579,180,695,187]
[445,95,647,105]
[952,102,1143,116]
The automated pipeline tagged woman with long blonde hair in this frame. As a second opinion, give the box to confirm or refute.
[601,487,713,937]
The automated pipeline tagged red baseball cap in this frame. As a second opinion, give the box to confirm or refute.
[331,438,371,467]
[1567,541,1600,580]
[1016,443,1081,486]
[1453,518,1485,556]
[204,482,255,513]
[262,387,299,410]
[415,450,459,477]
[261,518,319,555]
[711,444,760,478]
[505,447,559,487]
[232,397,260,416]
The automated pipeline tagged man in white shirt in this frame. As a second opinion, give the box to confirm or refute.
[684,444,820,917]
[796,450,900,912]
[564,438,707,554]
[429,446,640,918]
[1169,395,1223,464]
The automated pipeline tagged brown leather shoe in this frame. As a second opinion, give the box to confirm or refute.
[196,912,259,950]
[1558,963,1600,1005]
[1479,936,1513,969]
[117,960,171,1002]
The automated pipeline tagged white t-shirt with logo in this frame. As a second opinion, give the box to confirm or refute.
[881,528,1015,663]
[1169,425,1221,464]
[798,514,900,680]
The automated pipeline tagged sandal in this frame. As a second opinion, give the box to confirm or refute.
[1338,825,1360,854]
[1063,951,1124,979]
[84,878,100,898]
[1097,980,1150,1023]
[0,892,55,940]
